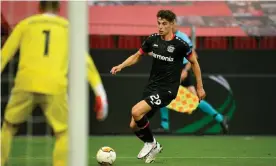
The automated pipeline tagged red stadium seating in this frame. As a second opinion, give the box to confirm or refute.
[203,37,228,49]
[260,37,276,49]
[233,37,257,49]
[87,36,276,49]
[194,39,201,49]
[2,1,276,51]
[118,36,141,49]
[89,35,115,49]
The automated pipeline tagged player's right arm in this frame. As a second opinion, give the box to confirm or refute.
[110,34,155,75]
[1,21,25,72]
[110,51,142,74]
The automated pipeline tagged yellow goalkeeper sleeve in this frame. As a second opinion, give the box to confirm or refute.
[86,54,108,121]
[86,54,106,97]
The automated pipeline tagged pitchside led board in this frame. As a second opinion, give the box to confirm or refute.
[1,50,275,136]
[170,76,235,134]
[88,50,276,135]
[89,75,236,135]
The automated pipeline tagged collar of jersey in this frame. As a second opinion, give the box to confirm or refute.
[43,13,56,17]
[160,33,175,41]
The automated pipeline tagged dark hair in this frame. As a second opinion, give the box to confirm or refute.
[39,1,60,12]
[156,10,176,22]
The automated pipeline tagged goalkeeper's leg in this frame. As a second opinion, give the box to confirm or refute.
[1,91,34,166]
[52,131,68,166]
[40,93,68,166]
[1,121,18,166]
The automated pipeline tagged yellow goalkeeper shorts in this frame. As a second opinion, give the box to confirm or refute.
[4,90,68,133]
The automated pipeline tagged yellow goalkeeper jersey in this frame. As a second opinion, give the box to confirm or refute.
[1,13,102,95]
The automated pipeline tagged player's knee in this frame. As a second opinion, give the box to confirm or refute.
[3,121,12,128]
[2,120,19,134]
[3,119,18,127]
[54,129,67,138]
[131,106,143,119]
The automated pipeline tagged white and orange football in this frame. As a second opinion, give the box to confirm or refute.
[96,146,116,165]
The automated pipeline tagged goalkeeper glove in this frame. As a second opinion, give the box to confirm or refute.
[94,84,108,121]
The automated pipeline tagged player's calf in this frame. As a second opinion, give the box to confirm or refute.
[130,117,145,142]
[1,121,19,166]
[130,100,157,159]
[133,115,157,159]
[53,130,68,166]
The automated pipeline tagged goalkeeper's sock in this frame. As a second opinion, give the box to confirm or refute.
[198,100,223,123]
[135,116,154,143]
[160,107,169,130]
[53,131,68,166]
[1,122,18,166]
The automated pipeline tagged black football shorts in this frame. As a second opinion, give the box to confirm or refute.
[142,90,175,119]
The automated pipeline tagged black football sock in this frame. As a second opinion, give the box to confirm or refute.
[135,116,154,143]
[134,130,147,142]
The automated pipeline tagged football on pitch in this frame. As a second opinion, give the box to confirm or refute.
[96,146,116,165]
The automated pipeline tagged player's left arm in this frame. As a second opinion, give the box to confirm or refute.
[1,21,24,73]
[187,52,202,87]
[181,61,191,81]
[186,50,206,100]
[86,54,108,121]
[177,32,193,79]
[184,48,199,72]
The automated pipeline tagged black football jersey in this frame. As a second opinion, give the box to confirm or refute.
[139,33,192,96]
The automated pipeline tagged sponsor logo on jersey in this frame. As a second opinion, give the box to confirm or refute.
[152,52,174,62]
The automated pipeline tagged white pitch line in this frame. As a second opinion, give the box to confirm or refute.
[118,157,276,159]
[10,156,276,160]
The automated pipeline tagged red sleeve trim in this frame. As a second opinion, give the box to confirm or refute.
[187,51,193,59]
[139,48,144,55]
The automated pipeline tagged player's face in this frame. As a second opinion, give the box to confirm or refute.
[157,17,173,36]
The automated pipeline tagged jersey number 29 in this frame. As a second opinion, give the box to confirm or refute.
[42,30,50,56]
[150,94,161,105]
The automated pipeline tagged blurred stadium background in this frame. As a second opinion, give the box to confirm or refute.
[1,1,276,166]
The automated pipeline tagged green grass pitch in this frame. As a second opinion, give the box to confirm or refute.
[8,136,276,166]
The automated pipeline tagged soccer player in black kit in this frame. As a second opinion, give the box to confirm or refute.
[111,10,206,163]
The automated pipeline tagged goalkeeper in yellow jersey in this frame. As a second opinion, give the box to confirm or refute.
[0,1,108,166]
